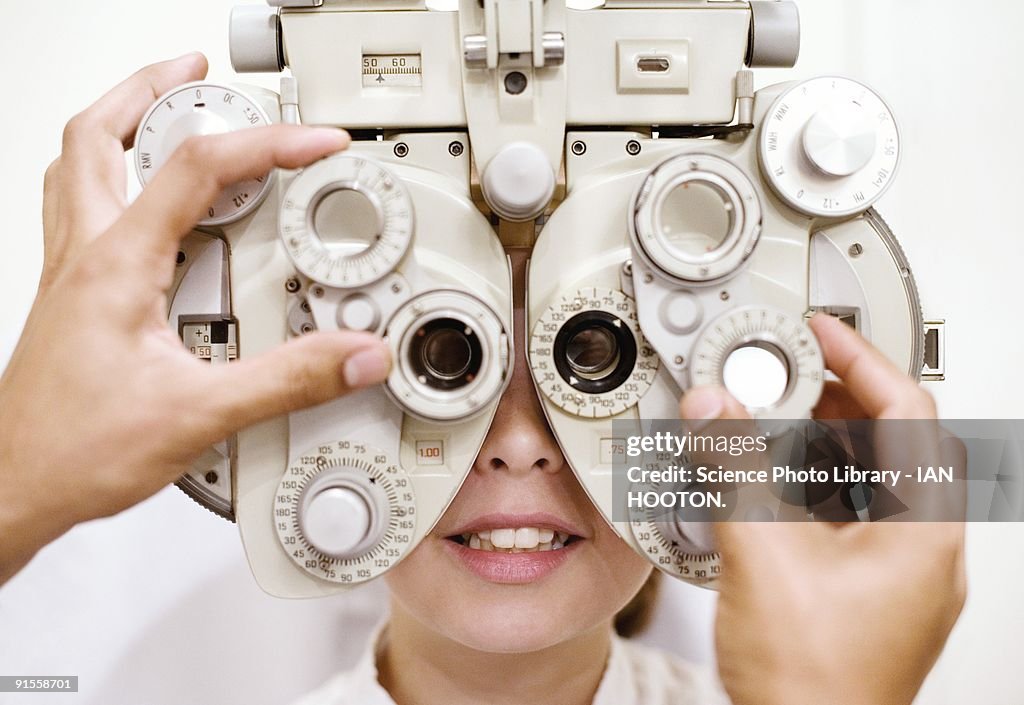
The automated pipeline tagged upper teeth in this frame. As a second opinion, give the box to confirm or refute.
[462,527,572,552]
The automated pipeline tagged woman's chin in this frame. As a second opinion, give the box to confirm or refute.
[436,602,593,654]
[387,538,609,653]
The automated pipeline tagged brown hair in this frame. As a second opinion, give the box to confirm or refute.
[613,570,661,637]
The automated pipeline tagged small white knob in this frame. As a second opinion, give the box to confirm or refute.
[659,291,704,336]
[801,104,877,177]
[482,142,556,222]
[337,295,380,332]
[747,1,801,68]
[230,6,282,74]
[301,487,372,558]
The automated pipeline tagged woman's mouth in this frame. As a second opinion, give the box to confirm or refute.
[447,526,579,553]
[442,517,585,584]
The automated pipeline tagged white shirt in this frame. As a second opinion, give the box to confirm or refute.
[290,623,732,705]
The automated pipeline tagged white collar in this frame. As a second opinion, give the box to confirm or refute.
[292,618,728,705]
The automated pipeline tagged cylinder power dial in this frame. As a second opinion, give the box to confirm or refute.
[280,154,414,289]
[690,307,824,421]
[135,82,274,226]
[530,287,659,419]
[631,511,721,585]
[759,76,900,219]
[275,441,416,584]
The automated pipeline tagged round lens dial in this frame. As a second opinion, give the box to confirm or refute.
[280,155,414,289]
[690,307,824,421]
[759,76,901,218]
[134,82,274,226]
[274,441,416,584]
[632,154,762,285]
[386,290,510,422]
[530,287,659,419]
[630,513,721,585]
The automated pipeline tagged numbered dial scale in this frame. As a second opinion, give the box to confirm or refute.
[530,287,659,418]
[631,513,721,585]
[135,82,274,226]
[280,155,415,289]
[274,441,416,584]
[690,307,824,421]
[362,54,423,88]
[759,76,900,219]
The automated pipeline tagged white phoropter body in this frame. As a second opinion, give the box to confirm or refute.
[759,76,901,219]
[144,0,931,593]
[529,77,921,586]
[143,76,513,597]
[135,82,275,226]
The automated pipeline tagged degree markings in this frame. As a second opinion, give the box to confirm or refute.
[760,77,900,219]
[531,287,658,418]
[274,443,416,583]
[280,157,413,288]
[136,84,273,225]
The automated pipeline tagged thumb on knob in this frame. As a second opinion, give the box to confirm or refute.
[678,386,803,571]
[679,385,751,426]
[197,331,391,443]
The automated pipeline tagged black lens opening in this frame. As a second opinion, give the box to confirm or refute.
[408,318,484,391]
[553,311,637,395]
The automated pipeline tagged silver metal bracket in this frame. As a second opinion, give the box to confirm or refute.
[463,0,565,70]
[269,0,323,7]
[922,320,946,381]
[736,69,755,126]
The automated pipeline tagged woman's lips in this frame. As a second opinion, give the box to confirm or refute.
[445,512,585,539]
[440,512,586,584]
[442,539,582,585]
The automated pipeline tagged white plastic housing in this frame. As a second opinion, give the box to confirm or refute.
[747,0,801,68]
[230,6,283,73]
[481,142,556,221]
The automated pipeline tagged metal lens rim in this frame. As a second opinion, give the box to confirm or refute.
[306,181,385,260]
[651,172,744,267]
[630,153,763,286]
[408,317,484,391]
[387,290,510,422]
[553,311,638,395]
[565,325,620,378]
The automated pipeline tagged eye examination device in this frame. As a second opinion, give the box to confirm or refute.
[138,0,938,595]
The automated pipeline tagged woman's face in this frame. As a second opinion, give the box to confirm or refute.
[385,249,653,653]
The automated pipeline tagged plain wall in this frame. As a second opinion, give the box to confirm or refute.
[1,1,1022,704]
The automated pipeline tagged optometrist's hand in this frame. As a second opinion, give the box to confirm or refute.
[0,54,392,586]
[680,314,966,705]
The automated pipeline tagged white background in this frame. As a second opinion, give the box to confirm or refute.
[1,1,1023,703]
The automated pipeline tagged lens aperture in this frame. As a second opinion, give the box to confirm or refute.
[409,318,483,391]
[566,327,620,379]
[553,311,637,395]
[312,186,382,257]
[659,180,735,261]
[722,342,791,409]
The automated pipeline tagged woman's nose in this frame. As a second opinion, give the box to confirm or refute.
[475,354,566,477]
